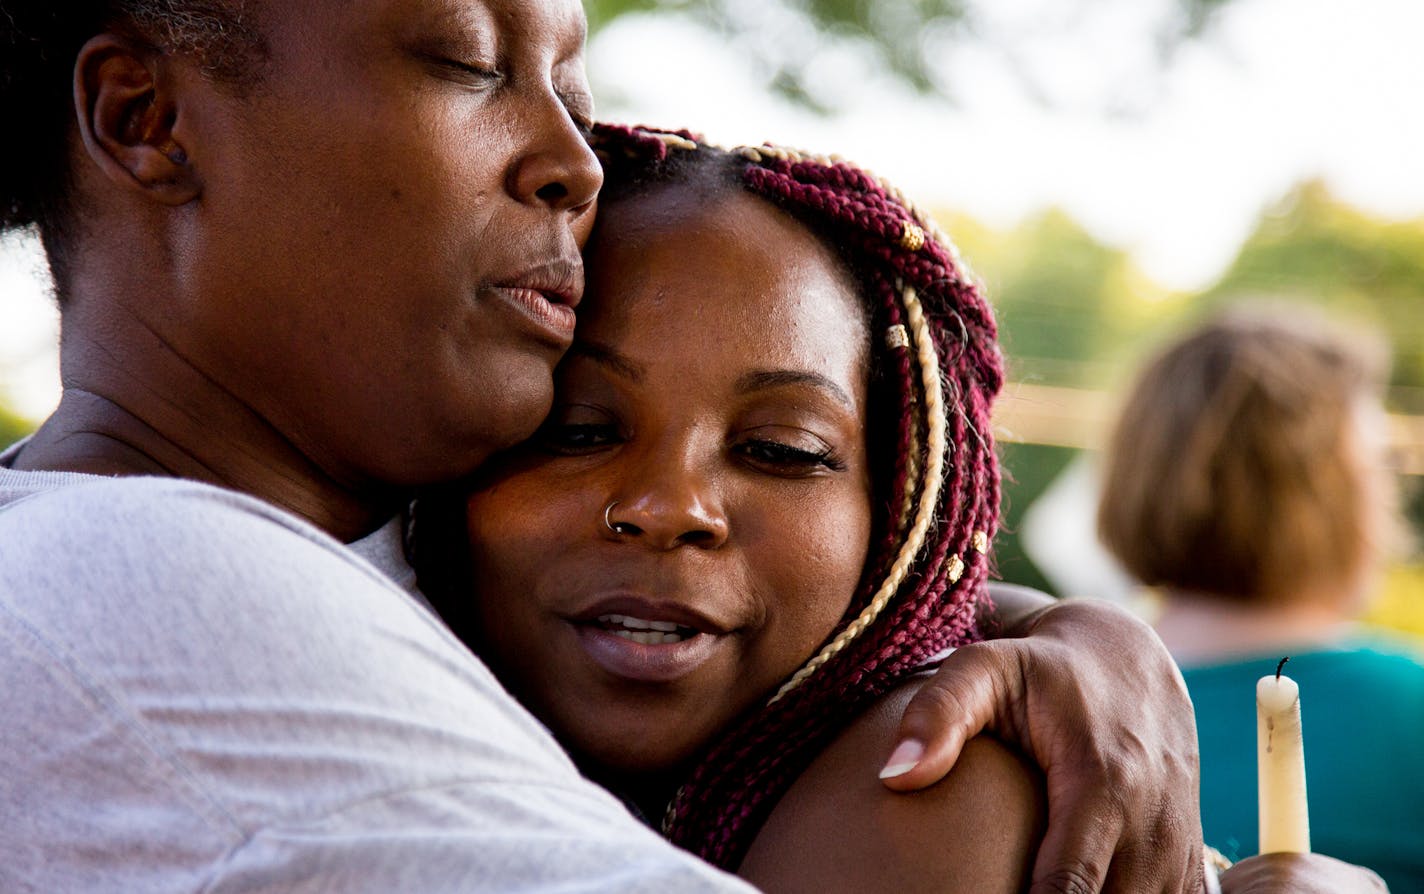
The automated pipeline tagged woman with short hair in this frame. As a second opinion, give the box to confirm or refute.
[1100,308,1422,890]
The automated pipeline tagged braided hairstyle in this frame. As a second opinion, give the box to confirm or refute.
[0,0,262,298]
[591,123,1005,869]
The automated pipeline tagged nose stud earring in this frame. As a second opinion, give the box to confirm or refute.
[604,501,635,536]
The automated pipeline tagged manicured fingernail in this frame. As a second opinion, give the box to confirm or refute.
[878,738,925,779]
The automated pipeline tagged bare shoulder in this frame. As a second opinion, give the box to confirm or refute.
[737,678,1046,894]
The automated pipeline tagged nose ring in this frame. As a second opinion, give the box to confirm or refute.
[604,501,633,536]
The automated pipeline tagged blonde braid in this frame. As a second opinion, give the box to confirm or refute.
[770,284,948,702]
[898,394,922,535]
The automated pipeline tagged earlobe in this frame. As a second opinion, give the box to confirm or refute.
[74,34,200,206]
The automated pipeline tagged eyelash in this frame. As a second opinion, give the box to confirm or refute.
[736,439,846,473]
[538,423,845,473]
[423,47,589,129]
[433,56,502,84]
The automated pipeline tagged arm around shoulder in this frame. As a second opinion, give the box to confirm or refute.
[738,681,1046,894]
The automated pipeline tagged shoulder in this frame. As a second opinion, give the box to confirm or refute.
[0,476,477,728]
[0,474,401,608]
[2,473,349,561]
[737,679,1046,894]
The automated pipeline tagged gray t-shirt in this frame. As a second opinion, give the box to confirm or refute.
[0,449,749,892]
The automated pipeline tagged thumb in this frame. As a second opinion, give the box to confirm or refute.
[879,643,1017,791]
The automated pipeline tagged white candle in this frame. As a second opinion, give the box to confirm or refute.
[1257,659,1310,854]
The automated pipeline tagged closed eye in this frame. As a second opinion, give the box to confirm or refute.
[421,53,503,86]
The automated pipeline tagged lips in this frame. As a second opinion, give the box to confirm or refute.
[488,258,583,341]
[565,595,736,683]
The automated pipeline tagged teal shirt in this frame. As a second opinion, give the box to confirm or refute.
[1183,642,1424,892]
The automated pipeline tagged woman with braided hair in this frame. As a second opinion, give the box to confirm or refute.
[0,0,1383,889]
[420,125,1037,890]
[420,126,1397,893]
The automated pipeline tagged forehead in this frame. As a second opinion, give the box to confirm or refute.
[581,186,869,371]
[267,0,587,57]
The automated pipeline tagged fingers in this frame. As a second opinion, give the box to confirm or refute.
[879,643,1017,791]
[1011,598,1204,893]
[1028,792,1117,894]
[1031,768,1201,893]
[1099,806,1204,894]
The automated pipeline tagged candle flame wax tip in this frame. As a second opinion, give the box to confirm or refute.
[1256,674,1300,713]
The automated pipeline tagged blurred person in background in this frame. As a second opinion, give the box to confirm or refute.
[1098,306,1424,891]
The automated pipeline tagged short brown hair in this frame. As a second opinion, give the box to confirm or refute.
[1098,306,1390,603]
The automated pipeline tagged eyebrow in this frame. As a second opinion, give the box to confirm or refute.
[567,340,645,382]
[570,341,855,409]
[736,370,855,410]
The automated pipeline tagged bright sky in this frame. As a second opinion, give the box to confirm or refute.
[3,0,1422,421]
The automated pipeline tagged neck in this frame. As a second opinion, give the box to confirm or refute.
[1153,589,1357,667]
[13,307,398,542]
[576,755,687,828]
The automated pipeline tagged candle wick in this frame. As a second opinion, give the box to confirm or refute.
[1276,656,1290,679]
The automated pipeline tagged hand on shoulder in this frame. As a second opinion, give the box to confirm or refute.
[887,588,1204,892]
[738,680,1046,894]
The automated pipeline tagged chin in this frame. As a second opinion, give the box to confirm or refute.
[564,711,711,777]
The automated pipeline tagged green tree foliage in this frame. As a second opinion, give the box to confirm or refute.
[583,0,1234,109]
[932,181,1424,591]
[940,180,1424,401]
[1201,181,1424,407]
[940,210,1183,389]
[0,403,32,448]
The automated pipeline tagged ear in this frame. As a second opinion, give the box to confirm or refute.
[73,34,200,206]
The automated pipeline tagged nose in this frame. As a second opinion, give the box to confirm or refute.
[602,454,729,551]
[508,96,602,216]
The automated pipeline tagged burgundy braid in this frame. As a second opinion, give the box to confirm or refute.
[590,125,1004,869]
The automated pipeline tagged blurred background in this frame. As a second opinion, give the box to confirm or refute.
[3,0,1421,635]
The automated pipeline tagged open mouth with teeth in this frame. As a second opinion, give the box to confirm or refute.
[595,613,701,645]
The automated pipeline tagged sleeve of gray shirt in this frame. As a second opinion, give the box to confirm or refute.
[0,477,753,893]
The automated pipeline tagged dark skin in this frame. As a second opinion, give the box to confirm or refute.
[465,186,1048,891]
[18,0,601,539]
[739,681,1047,893]
[4,1,1387,890]
[466,189,879,802]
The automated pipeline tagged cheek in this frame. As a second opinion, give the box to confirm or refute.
[572,200,598,249]
[464,475,569,610]
[754,486,873,663]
